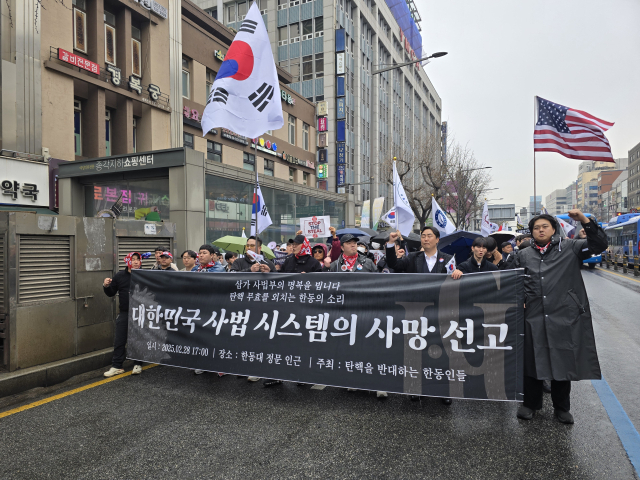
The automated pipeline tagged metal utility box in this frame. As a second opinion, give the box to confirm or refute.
[0,212,176,371]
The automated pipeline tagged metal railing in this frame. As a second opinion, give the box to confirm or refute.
[602,252,639,276]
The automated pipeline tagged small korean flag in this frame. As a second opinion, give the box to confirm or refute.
[445,257,456,274]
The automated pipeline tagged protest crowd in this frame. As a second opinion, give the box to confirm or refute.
[102,209,607,425]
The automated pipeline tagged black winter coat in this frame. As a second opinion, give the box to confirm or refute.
[386,246,454,274]
[457,256,499,274]
[104,269,132,312]
[515,218,607,381]
[230,256,276,272]
[280,254,322,273]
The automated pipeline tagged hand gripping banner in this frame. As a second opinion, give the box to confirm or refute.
[127,270,525,401]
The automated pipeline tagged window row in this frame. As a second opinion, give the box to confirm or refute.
[277,17,323,45]
[74,100,137,157]
[72,0,142,76]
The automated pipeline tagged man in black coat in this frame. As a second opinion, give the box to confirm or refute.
[280,234,322,273]
[451,237,499,278]
[385,226,456,275]
[515,210,607,424]
[386,226,456,405]
[231,236,276,273]
[103,252,143,377]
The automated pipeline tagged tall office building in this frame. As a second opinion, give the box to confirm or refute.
[194,0,443,209]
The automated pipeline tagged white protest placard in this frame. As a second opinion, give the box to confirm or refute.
[300,215,331,239]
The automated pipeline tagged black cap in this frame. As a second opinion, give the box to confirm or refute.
[287,238,295,244]
[211,246,221,254]
[340,234,358,245]
[292,234,306,244]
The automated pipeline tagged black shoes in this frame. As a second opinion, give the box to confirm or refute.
[517,405,535,420]
[410,395,420,401]
[555,409,574,424]
[441,398,452,405]
[262,379,283,387]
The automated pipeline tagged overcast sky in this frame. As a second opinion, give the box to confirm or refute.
[415,0,640,210]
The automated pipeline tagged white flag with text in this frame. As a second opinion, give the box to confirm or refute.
[393,162,415,236]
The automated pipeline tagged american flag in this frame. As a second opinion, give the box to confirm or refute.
[534,96,614,162]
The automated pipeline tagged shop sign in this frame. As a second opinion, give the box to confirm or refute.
[283,152,315,169]
[318,133,327,147]
[337,164,346,186]
[183,106,200,121]
[0,158,50,207]
[318,117,327,132]
[214,50,225,61]
[336,97,345,119]
[253,144,283,158]
[104,63,168,110]
[318,149,327,163]
[58,48,99,75]
[336,76,345,97]
[399,28,420,70]
[336,120,346,142]
[281,89,296,106]
[316,101,328,116]
[221,128,249,146]
[336,53,345,75]
[317,164,328,179]
[336,143,346,164]
[132,0,168,19]
[252,138,278,151]
[58,148,186,178]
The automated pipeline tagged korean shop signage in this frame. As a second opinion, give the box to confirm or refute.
[127,270,524,401]
[221,129,249,146]
[214,50,226,61]
[58,48,99,75]
[132,0,168,19]
[58,148,186,178]
[0,158,50,207]
[106,64,169,111]
[281,89,296,106]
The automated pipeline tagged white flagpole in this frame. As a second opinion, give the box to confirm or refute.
[253,168,259,236]
[533,96,538,216]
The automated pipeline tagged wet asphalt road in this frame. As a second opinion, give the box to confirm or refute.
[1,268,639,479]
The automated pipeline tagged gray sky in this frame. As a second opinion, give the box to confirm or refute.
[415,0,640,211]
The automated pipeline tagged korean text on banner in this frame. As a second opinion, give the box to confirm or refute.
[300,215,331,239]
[127,269,525,401]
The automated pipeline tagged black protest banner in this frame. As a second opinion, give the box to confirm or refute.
[128,270,525,401]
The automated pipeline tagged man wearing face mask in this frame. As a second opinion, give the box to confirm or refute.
[515,210,607,424]
[231,236,275,273]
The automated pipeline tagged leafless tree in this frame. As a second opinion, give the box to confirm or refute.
[382,132,491,231]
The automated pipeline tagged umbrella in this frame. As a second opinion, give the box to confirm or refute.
[335,228,368,237]
[359,228,378,236]
[212,236,275,260]
[439,231,482,264]
[489,232,516,247]
[370,232,421,250]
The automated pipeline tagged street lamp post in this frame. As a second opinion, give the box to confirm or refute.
[372,52,448,76]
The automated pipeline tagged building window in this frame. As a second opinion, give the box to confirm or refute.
[182,57,190,98]
[184,132,194,149]
[226,3,236,23]
[132,25,142,77]
[289,167,295,182]
[302,123,310,150]
[207,141,222,162]
[302,19,313,36]
[74,100,82,156]
[315,53,324,78]
[290,23,300,42]
[206,68,216,100]
[238,1,247,19]
[105,110,111,156]
[289,59,300,82]
[303,172,309,185]
[264,159,274,176]
[243,152,255,171]
[205,7,218,19]
[302,55,313,81]
[104,11,116,65]
[288,115,296,145]
[73,0,87,53]
[314,16,323,33]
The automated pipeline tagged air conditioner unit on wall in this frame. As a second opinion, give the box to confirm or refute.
[315,31,324,37]
[278,40,288,46]
[290,36,300,43]
[302,33,313,40]
[277,4,287,10]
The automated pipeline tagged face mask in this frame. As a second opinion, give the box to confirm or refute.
[357,246,366,254]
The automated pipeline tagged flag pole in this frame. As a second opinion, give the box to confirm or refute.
[533,96,537,216]
[253,167,259,237]
[393,157,398,232]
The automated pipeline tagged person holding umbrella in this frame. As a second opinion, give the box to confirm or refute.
[515,210,607,424]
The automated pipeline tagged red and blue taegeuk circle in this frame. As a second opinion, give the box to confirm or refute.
[216,41,254,81]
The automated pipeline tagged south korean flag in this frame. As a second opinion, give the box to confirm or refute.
[201,2,284,138]
[444,257,457,275]
[250,182,273,236]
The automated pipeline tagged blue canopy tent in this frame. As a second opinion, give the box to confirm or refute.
[439,231,482,264]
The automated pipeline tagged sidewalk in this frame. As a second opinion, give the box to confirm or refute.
[0,348,114,399]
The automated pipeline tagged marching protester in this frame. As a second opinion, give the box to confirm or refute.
[376,239,405,273]
[325,234,376,272]
[224,252,238,272]
[180,250,198,271]
[230,236,275,273]
[386,227,456,404]
[102,252,143,377]
[280,234,322,273]
[515,210,607,424]
[151,246,179,271]
[312,243,329,271]
[484,237,505,269]
[196,245,226,272]
[451,237,499,278]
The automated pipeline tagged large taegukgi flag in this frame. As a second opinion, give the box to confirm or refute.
[534,97,614,162]
[201,2,284,138]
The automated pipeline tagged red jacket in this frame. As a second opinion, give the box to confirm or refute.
[329,236,341,262]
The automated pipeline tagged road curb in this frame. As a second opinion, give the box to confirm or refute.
[0,348,115,399]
